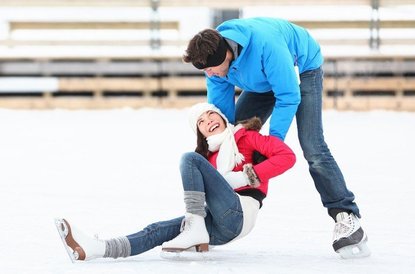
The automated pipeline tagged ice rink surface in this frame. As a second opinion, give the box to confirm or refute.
[0,108,414,274]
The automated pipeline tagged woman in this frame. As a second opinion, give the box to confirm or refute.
[55,103,295,261]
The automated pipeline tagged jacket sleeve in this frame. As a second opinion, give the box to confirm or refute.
[262,36,301,140]
[206,75,236,124]
[245,130,296,183]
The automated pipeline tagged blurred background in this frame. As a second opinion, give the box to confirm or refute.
[0,0,414,111]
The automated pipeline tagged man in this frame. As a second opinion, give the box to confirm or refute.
[183,17,370,259]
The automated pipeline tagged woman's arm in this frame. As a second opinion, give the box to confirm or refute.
[245,130,296,183]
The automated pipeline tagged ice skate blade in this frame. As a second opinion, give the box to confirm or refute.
[162,243,209,253]
[55,218,76,263]
[54,218,85,263]
[160,249,209,261]
[337,238,371,259]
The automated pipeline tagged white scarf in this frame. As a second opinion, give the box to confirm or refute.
[207,124,244,175]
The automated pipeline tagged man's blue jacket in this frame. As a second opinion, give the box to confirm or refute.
[207,17,323,140]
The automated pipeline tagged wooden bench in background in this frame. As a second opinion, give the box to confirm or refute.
[1,55,414,110]
[0,0,414,110]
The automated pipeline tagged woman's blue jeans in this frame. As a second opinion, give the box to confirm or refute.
[235,67,360,218]
[126,152,243,256]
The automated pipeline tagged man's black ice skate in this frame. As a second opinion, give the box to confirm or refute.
[332,212,371,259]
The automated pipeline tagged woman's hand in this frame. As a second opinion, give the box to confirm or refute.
[223,164,261,189]
[223,171,249,189]
[243,164,261,188]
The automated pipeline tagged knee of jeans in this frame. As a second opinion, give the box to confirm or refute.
[300,138,330,160]
[304,149,335,168]
[180,152,200,165]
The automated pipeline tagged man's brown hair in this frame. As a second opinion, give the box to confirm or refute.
[183,29,222,67]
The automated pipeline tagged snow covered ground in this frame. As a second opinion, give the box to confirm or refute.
[0,107,414,274]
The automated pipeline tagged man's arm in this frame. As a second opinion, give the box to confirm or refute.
[263,40,301,140]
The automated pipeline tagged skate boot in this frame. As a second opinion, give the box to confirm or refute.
[55,218,105,262]
[161,213,209,252]
[332,212,371,259]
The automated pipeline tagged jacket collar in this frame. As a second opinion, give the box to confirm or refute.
[234,126,246,142]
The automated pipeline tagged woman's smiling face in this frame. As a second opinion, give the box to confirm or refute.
[197,110,226,138]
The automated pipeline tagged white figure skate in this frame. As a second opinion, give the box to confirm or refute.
[161,213,209,253]
[54,218,105,262]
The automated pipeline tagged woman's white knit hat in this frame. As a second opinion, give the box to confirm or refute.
[188,102,228,133]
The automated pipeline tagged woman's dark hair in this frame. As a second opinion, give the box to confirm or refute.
[195,128,209,159]
[183,29,222,67]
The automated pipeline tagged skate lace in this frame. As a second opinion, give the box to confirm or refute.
[333,214,355,241]
[179,217,193,233]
